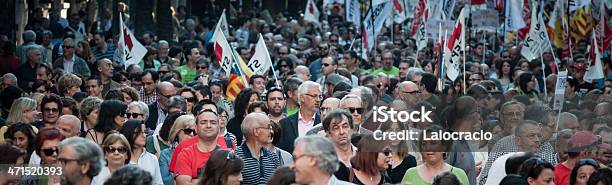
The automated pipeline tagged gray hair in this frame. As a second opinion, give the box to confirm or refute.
[128,101,150,121]
[297,81,321,104]
[350,87,374,111]
[26,47,41,58]
[23,30,36,43]
[158,40,169,46]
[167,96,187,112]
[294,135,339,175]
[80,97,103,119]
[240,112,267,140]
[340,94,362,106]
[2,73,17,83]
[57,137,105,178]
[406,67,424,81]
[57,115,82,133]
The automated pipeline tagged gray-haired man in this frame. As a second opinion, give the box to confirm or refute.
[291,135,355,185]
[57,137,104,185]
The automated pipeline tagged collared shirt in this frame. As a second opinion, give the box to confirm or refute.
[130,151,164,185]
[63,55,75,74]
[297,111,316,137]
[234,144,281,185]
[154,105,167,135]
[139,87,158,104]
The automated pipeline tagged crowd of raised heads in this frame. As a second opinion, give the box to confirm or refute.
[1,1,612,185]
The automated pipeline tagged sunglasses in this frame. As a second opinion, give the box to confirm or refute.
[42,147,58,156]
[104,146,129,154]
[181,128,195,135]
[185,97,197,103]
[126,113,144,118]
[197,66,207,70]
[158,70,169,74]
[43,108,59,113]
[347,107,364,114]
[322,63,332,67]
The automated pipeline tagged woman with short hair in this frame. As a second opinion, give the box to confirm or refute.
[92,132,132,185]
[518,157,554,185]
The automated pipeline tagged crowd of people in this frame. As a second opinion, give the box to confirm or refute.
[0,1,612,185]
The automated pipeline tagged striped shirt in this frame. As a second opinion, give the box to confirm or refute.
[234,144,281,185]
[94,43,116,61]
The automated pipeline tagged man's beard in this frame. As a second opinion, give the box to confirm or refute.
[270,108,283,117]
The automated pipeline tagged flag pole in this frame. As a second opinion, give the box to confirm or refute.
[540,53,548,99]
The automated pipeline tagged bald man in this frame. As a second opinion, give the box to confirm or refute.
[56,115,82,138]
[396,81,420,108]
[236,113,281,184]
[148,81,177,133]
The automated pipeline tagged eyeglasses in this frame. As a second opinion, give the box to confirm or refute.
[185,97,197,103]
[256,124,273,131]
[383,148,392,156]
[119,111,127,117]
[42,147,58,156]
[197,66,207,70]
[346,107,364,114]
[126,113,144,118]
[322,63,332,67]
[181,128,195,135]
[303,93,322,100]
[104,146,128,154]
[403,90,419,94]
[43,108,59,113]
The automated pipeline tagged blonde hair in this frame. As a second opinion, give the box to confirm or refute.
[169,115,195,144]
[102,132,132,164]
[58,73,82,94]
[6,97,37,126]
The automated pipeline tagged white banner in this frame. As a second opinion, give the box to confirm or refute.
[362,1,393,51]
[372,0,391,6]
[471,9,499,32]
[118,13,146,69]
[505,0,527,32]
[426,19,454,39]
[553,71,568,111]
[346,0,361,28]
[520,4,551,61]
[569,0,590,12]
[247,34,273,75]
[304,0,320,24]
[211,10,229,43]
[443,8,466,81]
[416,18,427,52]
[214,25,234,77]
[585,31,605,81]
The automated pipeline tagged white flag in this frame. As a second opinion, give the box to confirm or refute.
[346,0,361,28]
[585,30,605,81]
[505,0,527,32]
[247,34,273,75]
[443,8,466,81]
[362,1,393,51]
[415,18,427,52]
[304,0,320,24]
[520,2,551,61]
[372,0,391,6]
[210,10,229,43]
[118,13,147,70]
[569,0,590,12]
[553,71,568,111]
[393,0,409,23]
[214,25,234,77]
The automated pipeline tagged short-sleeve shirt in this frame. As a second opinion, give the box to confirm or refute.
[169,136,234,173]
[554,163,571,185]
[173,144,216,179]
[176,65,197,84]
[401,166,470,185]
[234,144,281,184]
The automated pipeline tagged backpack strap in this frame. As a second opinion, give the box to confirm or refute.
[152,134,161,153]
[224,133,234,149]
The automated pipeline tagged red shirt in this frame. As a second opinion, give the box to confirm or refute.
[169,135,233,173]
[554,163,571,185]
[173,143,215,179]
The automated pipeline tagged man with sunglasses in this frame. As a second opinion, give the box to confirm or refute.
[396,81,420,109]
[235,112,281,184]
[146,82,176,133]
[57,137,104,185]
[53,38,91,79]
[316,56,338,93]
[340,95,371,135]
[308,43,331,81]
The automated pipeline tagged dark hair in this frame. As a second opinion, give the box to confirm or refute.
[505,152,537,174]
[103,165,153,185]
[160,112,186,141]
[264,87,284,102]
[570,158,600,185]
[322,109,354,132]
[0,86,25,111]
[198,150,244,185]
[518,72,536,95]
[141,69,159,82]
[283,78,303,97]
[4,123,36,160]
[104,89,124,101]
[271,122,282,146]
[94,100,127,133]
[587,168,612,185]
[0,144,26,164]
[265,166,296,185]
[420,73,436,93]
[518,158,554,182]
[247,101,268,114]
[35,127,65,157]
[566,76,578,90]
[61,97,80,117]
[234,88,259,118]
[119,120,145,149]
[351,133,391,176]
[496,60,515,81]
[432,171,461,185]
[524,105,553,125]
[32,80,51,93]
[442,96,479,132]
[41,94,63,115]
[248,74,266,85]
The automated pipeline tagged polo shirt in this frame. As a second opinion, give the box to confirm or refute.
[234,144,281,185]
[168,135,234,173]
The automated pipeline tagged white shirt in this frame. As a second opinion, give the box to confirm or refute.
[28,152,41,165]
[153,105,167,135]
[91,167,111,185]
[131,151,164,185]
[297,111,316,137]
[63,55,75,74]
[483,152,524,185]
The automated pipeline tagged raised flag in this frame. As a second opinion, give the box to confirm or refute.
[569,5,593,41]
[553,71,568,111]
[520,2,551,61]
[214,25,234,77]
[210,10,229,43]
[443,8,466,81]
[585,30,605,81]
[434,23,445,91]
[415,18,427,52]
[569,0,590,12]
[393,0,409,23]
[595,3,612,52]
[247,34,273,76]
[346,0,361,28]
[361,1,393,52]
[504,0,527,32]
[411,0,428,36]
[304,0,320,25]
[118,13,147,69]
[372,0,391,6]
[517,0,531,39]
[226,62,248,101]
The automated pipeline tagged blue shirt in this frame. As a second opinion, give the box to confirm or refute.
[234,144,281,185]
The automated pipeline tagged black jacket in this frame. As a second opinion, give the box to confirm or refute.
[276,112,321,154]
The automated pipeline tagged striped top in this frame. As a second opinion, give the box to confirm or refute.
[234,144,281,185]
[93,43,116,61]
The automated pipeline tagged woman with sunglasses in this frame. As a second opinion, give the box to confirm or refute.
[402,125,469,185]
[198,150,244,185]
[377,121,417,184]
[160,114,196,185]
[0,97,39,144]
[570,158,600,185]
[86,100,128,145]
[21,127,65,184]
[92,132,132,185]
[348,133,393,185]
[518,158,555,185]
[179,87,198,114]
[120,120,164,185]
